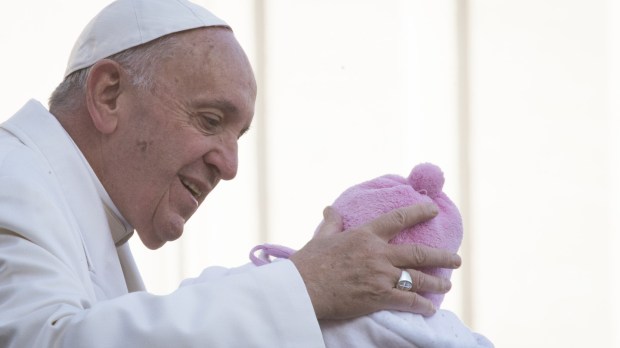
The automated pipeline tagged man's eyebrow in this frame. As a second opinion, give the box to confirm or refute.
[202,99,238,115]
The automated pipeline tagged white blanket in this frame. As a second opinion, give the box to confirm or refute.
[321,309,494,348]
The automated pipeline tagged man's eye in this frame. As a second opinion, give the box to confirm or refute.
[197,114,222,133]
[206,116,221,127]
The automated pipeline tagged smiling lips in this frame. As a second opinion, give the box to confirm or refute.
[181,177,204,200]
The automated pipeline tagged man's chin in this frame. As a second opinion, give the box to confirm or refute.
[137,218,185,250]
[137,232,167,250]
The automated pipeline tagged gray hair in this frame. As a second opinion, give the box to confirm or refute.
[48,33,183,114]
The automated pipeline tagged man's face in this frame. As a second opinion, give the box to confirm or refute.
[105,28,256,249]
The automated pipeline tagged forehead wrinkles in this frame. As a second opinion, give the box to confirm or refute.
[145,29,255,116]
[180,28,231,64]
[188,29,253,80]
[140,28,222,80]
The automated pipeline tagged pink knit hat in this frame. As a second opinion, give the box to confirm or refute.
[328,163,463,308]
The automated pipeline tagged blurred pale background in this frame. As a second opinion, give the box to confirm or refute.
[1,1,619,347]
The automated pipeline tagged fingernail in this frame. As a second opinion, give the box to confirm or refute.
[452,254,462,268]
[323,206,332,218]
[429,204,439,216]
[444,279,452,293]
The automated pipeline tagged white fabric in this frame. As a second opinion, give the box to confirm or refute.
[320,310,494,348]
[65,0,229,77]
[199,257,494,348]
[0,100,325,347]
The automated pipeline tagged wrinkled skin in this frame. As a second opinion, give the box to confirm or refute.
[79,28,256,249]
[291,204,461,319]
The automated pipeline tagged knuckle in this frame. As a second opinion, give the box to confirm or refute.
[411,244,428,265]
[367,280,392,303]
[360,238,383,257]
[407,292,423,310]
[407,293,434,315]
[354,226,377,241]
[390,209,408,228]
[413,271,426,292]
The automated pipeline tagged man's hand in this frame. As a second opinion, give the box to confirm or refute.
[289,203,461,320]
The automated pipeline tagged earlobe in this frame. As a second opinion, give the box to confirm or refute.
[86,59,124,134]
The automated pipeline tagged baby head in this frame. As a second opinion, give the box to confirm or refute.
[325,163,462,308]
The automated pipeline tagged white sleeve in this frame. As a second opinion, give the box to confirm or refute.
[0,228,324,348]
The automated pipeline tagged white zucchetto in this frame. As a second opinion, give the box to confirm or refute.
[65,0,229,77]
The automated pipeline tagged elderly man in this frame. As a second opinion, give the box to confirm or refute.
[0,0,460,346]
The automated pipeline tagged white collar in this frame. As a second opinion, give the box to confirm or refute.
[61,118,134,246]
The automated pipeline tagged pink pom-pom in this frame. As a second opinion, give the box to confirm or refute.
[408,163,445,198]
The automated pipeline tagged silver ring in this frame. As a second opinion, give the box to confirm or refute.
[396,269,413,291]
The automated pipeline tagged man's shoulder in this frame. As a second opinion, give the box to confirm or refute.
[0,139,63,219]
[0,133,83,258]
[0,123,70,235]
[0,128,53,185]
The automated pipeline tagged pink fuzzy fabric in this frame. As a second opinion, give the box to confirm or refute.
[327,163,462,308]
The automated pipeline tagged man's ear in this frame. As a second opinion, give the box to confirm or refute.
[85,59,125,134]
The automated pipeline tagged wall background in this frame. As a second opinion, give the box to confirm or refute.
[1,1,618,347]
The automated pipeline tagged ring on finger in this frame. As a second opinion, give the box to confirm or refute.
[396,269,413,291]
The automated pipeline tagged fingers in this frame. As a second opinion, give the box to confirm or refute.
[389,243,461,270]
[400,268,452,295]
[388,288,437,317]
[361,203,438,242]
[314,206,343,238]
[295,204,459,320]
[387,268,451,317]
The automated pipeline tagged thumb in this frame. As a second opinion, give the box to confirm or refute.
[313,206,344,238]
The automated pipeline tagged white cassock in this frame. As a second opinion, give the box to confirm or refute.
[0,100,325,347]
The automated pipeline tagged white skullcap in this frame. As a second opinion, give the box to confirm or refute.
[64,0,229,77]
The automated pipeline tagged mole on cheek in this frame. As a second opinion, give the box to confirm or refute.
[137,140,152,152]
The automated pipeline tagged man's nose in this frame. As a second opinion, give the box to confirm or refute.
[205,134,238,181]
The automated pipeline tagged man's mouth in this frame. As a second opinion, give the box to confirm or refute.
[181,177,203,199]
